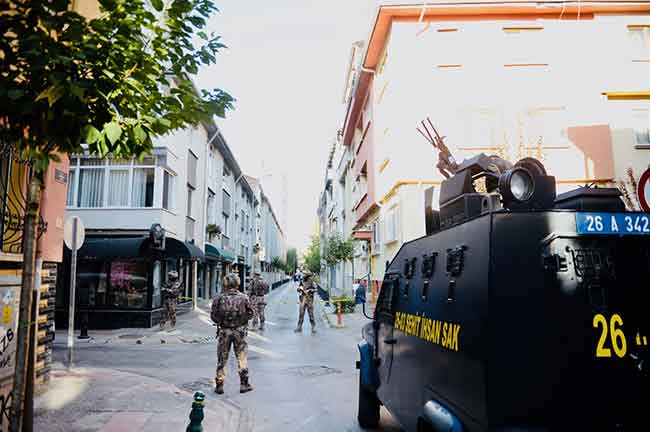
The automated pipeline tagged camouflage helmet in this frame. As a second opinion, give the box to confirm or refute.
[223,273,240,290]
[168,270,179,279]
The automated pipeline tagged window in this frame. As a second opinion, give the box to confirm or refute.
[77,159,105,207]
[376,276,398,323]
[108,261,148,308]
[632,109,650,146]
[636,128,650,145]
[187,150,198,188]
[66,169,76,206]
[241,209,245,231]
[628,25,650,59]
[223,214,229,237]
[207,190,216,224]
[76,260,147,309]
[68,156,158,208]
[152,261,162,308]
[163,171,175,210]
[222,190,231,216]
[132,167,155,207]
[385,207,399,244]
[187,187,194,217]
[372,220,382,255]
[108,169,130,207]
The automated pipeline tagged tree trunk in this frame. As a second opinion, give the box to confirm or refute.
[11,175,42,432]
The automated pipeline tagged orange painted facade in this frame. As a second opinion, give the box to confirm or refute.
[37,155,70,263]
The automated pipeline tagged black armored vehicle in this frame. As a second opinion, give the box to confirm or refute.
[356,131,649,431]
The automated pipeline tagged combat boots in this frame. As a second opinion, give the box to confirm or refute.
[214,379,224,394]
[239,370,253,394]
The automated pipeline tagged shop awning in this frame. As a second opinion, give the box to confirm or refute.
[204,243,236,263]
[77,237,150,260]
[76,237,204,261]
[165,238,204,261]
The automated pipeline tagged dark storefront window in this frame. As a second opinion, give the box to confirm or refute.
[197,263,205,299]
[77,262,109,307]
[76,260,147,308]
[110,261,148,308]
[152,260,162,308]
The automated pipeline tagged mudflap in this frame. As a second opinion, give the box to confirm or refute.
[358,340,379,390]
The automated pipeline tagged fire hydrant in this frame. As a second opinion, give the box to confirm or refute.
[186,391,205,432]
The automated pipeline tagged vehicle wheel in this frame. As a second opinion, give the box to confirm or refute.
[357,375,380,429]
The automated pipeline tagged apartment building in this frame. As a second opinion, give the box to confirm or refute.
[329,1,650,296]
[246,176,287,285]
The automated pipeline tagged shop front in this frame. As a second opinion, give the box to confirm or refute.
[56,236,204,329]
[204,243,237,298]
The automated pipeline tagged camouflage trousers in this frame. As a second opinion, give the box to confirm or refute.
[250,296,266,329]
[297,299,315,329]
[160,300,177,328]
[216,327,248,385]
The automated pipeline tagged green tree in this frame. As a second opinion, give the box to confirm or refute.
[324,233,355,265]
[0,1,233,429]
[286,247,297,274]
[303,235,321,275]
[271,256,286,273]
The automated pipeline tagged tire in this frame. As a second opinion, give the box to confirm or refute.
[357,375,380,429]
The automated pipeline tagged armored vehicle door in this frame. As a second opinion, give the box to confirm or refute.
[541,234,649,428]
[375,273,399,404]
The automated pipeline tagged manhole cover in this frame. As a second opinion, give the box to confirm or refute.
[282,365,341,377]
[179,336,214,344]
[179,378,214,393]
[118,334,144,339]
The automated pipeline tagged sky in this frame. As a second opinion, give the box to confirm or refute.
[196,0,381,253]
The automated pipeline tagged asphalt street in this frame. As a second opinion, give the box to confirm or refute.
[34,281,401,431]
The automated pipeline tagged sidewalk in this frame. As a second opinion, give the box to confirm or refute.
[53,300,217,347]
[320,300,374,331]
[37,300,249,432]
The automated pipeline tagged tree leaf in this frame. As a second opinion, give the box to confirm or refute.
[81,125,101,144]
[133,125,147,143]
[69,83,86,101]
[151,0,164,11]
[104,121,122,145]
[36,85,65,106]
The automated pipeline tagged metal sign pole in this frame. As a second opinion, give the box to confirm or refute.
[67,218,77,370]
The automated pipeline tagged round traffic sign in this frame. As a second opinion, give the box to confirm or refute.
[64,216,85,251]
[638,168,650,212]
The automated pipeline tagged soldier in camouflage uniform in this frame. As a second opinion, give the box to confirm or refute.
[160,270,181,330]
[294,271,317,334]
[248,272,269,331]
[211,273,254,394]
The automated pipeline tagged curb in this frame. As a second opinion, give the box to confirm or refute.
[319,300,346,329]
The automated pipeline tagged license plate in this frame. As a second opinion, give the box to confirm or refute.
[576,212,650,235]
